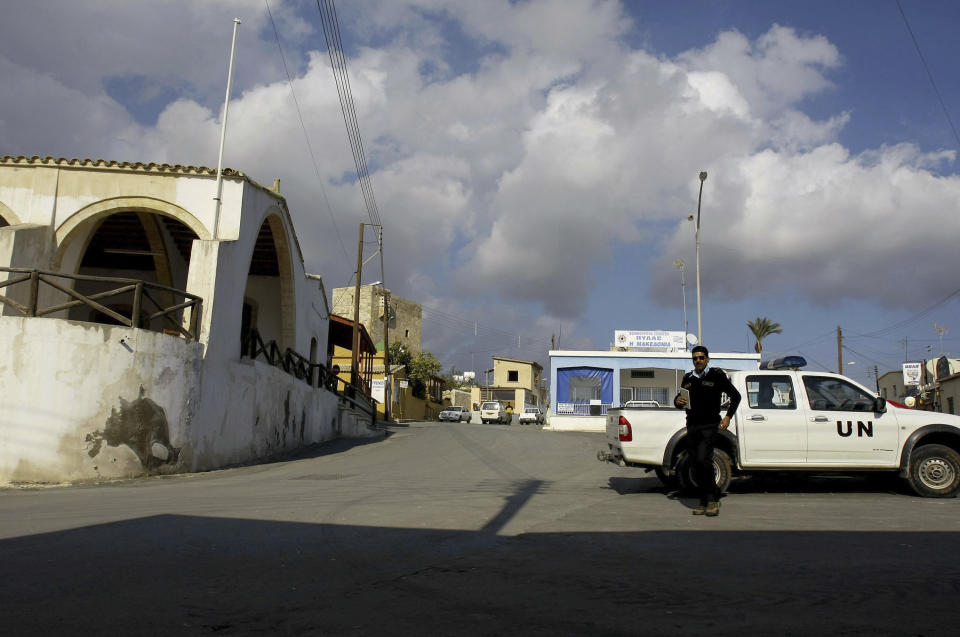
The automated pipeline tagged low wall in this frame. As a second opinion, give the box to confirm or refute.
[0,316,342,483]
[0,316,203,482]
[395,393,444,421]
[186,357,340,472]
[544,415,606,433]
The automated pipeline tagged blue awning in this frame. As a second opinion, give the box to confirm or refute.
[556,366,613,403]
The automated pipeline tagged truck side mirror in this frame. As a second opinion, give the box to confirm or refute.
[874,397,887,413]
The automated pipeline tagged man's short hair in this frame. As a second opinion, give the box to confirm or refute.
[691,345,709,357]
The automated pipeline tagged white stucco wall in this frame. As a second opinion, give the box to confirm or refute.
[0,159,351,483]
[189,357,339,471]
[0,316,203,482]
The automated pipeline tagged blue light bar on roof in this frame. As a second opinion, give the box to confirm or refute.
[760,356,807,370]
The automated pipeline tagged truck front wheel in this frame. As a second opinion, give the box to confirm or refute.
[677,449,732,495]
[907,444,960,498]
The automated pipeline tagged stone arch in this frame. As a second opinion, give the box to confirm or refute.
[55,196,210,264]
[51,199,203,334]
[242,209,296,351]
[0,200,20,227]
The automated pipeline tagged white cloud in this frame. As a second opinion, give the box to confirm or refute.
[2,0,958,361]
[650,143,960,308]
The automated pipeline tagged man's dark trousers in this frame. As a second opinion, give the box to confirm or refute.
[687,426,720,504]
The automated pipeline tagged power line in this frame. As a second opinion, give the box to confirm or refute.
[853,286,960,338]
[264,0,350,265]
[316,0,382,228]
[897,0,960,149]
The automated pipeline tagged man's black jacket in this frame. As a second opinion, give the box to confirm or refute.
[674,367,742,429]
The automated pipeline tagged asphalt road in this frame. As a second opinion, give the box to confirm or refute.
[2,420,959,636]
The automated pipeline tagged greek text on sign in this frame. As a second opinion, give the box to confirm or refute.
[615,330,686,352]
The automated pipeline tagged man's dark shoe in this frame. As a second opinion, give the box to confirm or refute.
[705,501,720,516]
[692,504,706,515]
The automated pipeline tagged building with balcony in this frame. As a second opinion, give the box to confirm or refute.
[0,156,376,484]
[472,355,545,410]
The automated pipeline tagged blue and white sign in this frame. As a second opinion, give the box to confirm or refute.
[902,362,923,386]
[614,330,686,352]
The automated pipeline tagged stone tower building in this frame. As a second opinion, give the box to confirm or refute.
[332,285,422,353]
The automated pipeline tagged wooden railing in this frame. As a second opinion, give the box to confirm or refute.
[0,267,202,340]
[241,328,378,424]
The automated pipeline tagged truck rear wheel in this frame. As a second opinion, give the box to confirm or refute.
[654,467,678,488]
[907,444,960,498]
[676,449,732,495]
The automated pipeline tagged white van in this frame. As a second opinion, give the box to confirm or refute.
[480,401,510,424]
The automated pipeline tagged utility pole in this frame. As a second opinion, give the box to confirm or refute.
[837,325,843,373]
[350,223,364,389]
[382,288,391,421]
[694,172,707,345]
[874,365,880,393]
[674,260,687,347]
[378,227,391,422]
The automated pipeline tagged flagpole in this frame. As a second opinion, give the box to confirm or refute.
[213,17,241,240]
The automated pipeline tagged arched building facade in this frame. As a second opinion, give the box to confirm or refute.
[0,156,366,483]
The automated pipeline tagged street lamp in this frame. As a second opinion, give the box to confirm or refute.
[694,171,707,344]
[673,260,688,348]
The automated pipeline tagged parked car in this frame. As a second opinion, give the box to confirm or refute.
[518,406,545,425]
[480,401,511,424]
[439,405,471,422]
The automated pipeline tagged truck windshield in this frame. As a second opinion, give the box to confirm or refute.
[481,402,498,410]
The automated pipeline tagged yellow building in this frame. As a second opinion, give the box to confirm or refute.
[472,355,545,410]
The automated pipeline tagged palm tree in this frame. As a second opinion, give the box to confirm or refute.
[747,317,783,354]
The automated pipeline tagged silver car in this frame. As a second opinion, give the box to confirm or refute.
[439,405,471,422]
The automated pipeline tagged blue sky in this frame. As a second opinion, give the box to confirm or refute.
[2,0,960,383]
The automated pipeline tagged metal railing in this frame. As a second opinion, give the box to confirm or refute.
[556,402,611,416]
[241,328,378,425]
[0,267,201,340]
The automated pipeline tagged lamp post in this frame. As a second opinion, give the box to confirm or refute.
[694,171,707,344]
[673,260,688,348]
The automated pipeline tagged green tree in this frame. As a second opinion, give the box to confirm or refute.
[408,351,443,398]
[389,342,411,370]
[747,317,783,354]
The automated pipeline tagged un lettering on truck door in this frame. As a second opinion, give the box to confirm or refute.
[802,376,898,466]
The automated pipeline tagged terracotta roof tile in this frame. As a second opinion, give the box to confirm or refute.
[0,155,244,178]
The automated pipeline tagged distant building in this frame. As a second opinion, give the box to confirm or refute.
[331,285,422,353]
[877,370,904,403]
[548,348,760,432]
[877,357,960,412]
[472,355,545,409]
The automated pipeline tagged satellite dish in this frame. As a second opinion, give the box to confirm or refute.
[686,333,698,345]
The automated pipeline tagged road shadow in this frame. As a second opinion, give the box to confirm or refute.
[727,472,910,496]
[608,474,665,495]
[608,471,912,499]
[2,513,958,636]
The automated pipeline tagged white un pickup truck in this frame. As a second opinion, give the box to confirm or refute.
[599,361,960,498]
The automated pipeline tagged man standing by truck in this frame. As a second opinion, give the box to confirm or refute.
[674,345,741,516]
